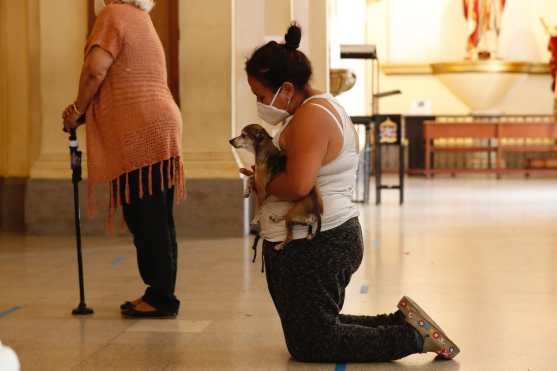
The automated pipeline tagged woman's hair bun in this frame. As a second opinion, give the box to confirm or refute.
[284,23,302,50]
[246,21,312,90]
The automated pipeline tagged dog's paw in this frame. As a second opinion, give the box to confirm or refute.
[306,231,316,240]
[305,215,317,224]
[305,224,313,240]
[269,215,285,223]
[251,208,261,224]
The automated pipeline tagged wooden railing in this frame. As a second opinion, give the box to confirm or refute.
[424,120,557,177]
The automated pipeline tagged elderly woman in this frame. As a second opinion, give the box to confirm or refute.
[242,24,460,362]
[62,0,185,318]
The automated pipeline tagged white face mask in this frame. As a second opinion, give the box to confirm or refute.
[257,87,292,126]
[95,0,106,16]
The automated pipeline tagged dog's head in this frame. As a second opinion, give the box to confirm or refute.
[229,124,272,154]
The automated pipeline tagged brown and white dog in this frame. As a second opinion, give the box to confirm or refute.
[229,124,323,250]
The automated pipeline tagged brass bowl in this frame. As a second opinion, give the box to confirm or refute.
[329,68,357,96]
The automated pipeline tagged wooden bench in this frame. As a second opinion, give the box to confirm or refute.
[424,121,557,177]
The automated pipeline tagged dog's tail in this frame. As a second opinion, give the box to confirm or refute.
[316,214,322,235]
[311,186,324,234]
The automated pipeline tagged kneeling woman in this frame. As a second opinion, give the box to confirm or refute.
[242,24,460,362]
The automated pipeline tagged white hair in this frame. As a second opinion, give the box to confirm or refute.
[120,0,155,12]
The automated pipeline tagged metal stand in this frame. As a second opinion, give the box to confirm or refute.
[69,129,94,316]
[341,44,403,205]
[352,115,405,205]
[373,115,405,205]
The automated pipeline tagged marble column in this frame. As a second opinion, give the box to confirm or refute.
[24,0,244,237]
[0,0,39,231]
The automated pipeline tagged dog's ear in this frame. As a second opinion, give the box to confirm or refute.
[255,128,270,142]
[253,131,264,143]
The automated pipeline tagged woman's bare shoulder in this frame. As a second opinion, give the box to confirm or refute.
[291,99,341,132]
[280,101,340,149]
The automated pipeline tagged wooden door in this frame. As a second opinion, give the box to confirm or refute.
[88,0,180,105]
[149,0,180,105]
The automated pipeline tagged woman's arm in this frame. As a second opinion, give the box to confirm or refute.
[63,46,114,131]
[266,105,336,201]
[75,46,115,112]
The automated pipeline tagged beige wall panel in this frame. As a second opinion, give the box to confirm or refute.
[1,0,31,177]
[179,0,237,178]
[265,0,292,37]
[0,0,7,176]
[34,0,87,177]
[308,0,329,92]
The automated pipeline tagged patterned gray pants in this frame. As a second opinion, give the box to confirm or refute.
[263,217,421,362]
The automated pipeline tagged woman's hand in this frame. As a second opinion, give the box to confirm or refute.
[62,103,83,132]
[62,46,114,133]
[240,166,256,195]
[239,167,254,177]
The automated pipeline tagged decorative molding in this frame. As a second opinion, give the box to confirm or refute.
[432,61,536,74]
[29,151,240,180]
[30,153,74,179]
[180,151,240,179]
[382,62,550,75]
[25,177,244,237]
[183,151,236,162]
[381,64,433,75]
[183,160,240,179]
[528,63,551,75]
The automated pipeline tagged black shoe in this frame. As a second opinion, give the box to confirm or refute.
[121,307,177,318]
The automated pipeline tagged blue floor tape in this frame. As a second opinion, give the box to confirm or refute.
[335,363,347,371]
[0,306,22,318]
[112,256,125,267]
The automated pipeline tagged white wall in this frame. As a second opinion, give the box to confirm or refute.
[500,0,557,62]
[387,0,467,63]
[386,0,557,63]
[232,0,331,168]
[329,0,369,115]
[305,0,330,93]
[233,0,265,136]
[233,0,258,168]
[330,0,556,115]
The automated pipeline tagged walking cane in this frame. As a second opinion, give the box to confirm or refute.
[69,128,94,316]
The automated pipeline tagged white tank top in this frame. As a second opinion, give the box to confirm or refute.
[259,93,360,242]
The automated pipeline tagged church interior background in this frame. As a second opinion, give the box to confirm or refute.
[0,0,556,370]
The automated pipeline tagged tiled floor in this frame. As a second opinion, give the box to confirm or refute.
[1,177,556,370]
